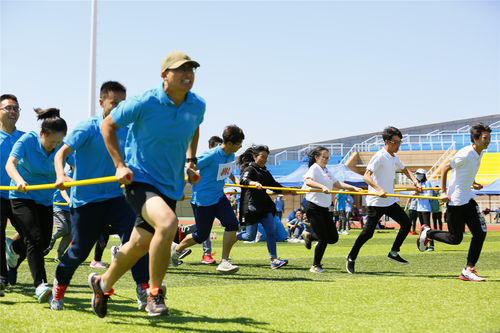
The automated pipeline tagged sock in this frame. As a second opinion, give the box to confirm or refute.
[100,279,111,293]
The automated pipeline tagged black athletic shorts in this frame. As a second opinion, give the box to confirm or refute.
[125,182,177,234]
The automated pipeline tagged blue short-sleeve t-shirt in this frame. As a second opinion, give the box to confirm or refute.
[335,193,347,211]
[9,131,63,206]
[53,169,73,212]
[191,144,235,206]
[0,128,25,200]
[416,180,433,212]
[64,114,127,208]
[111,83,205,200]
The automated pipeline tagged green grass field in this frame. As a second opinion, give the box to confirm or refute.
[2,225,499,333]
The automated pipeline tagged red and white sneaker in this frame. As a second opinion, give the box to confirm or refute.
[90,260,108,269]
[417,225,431,252]
[201,254,216,264]
[178,227,186,242]
[459,268,485,282]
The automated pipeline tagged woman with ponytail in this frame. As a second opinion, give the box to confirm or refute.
[236,145,288,269]
[5,108,67,302]
[302,146,362,273]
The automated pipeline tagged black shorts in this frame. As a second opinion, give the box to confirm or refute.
[125,182,177,234]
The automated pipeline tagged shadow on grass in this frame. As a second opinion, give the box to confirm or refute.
[104,307,271,333]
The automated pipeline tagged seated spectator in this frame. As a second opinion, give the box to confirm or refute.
[287,209,306,243]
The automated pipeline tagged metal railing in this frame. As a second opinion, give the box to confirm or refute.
[426,143,456,180]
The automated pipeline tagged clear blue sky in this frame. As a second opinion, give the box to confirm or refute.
[1,0,498,152]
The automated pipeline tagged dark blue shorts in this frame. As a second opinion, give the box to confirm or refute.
[191,195,239,243]
[125,182,177,234]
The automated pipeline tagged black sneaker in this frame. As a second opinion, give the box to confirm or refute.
[88,273,114,318]
[178,248,192,260]
[146,288,170,317]
[302,231,311,250]
[43,237,56,256]
[387,252,409,265]
[346,256,355,274]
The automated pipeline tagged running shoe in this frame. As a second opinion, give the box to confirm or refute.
[270,258,288,269]
[302,231,312,250]
[136,283,149,310]
[43,237,56,256]
[110,245,119,262]
[202,254,216,264]
[146,288,170,317]
[88,273,114,318]
[346,256,355,274]
[178,248,192,260]
[89,260,108,269]
[0,279,5,297]
[417,225,431,252]
[310,265,325,273]
[426,247,435,252]
[387,252,409,264]
[49,278,68,310]
[459,268,485,282]
[178,226,186,242]
[170,242,180,267]
[216,260,239,274]
[5,237,19,268]
[35,282,51,303]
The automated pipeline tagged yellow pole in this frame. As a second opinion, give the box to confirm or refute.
[0,176,117,191]
[224,183,442,200]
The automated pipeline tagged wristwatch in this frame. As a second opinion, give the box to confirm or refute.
[186,157,197,164]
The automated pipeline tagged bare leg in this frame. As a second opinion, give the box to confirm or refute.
[175,234,197,252]
[222,230,236,259]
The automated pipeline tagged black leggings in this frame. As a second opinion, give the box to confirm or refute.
[11,199,53,287]
[428,200,486,267]
[94,226,116,261]
[305,201,338,266]
[432,212,443,230]
[349,203,411,260]
[0,197,26,282]
[408,210,417,232]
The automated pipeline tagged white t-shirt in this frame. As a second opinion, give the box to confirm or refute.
[302,163,338,208]
[448,145,483,206]
[366,148,405,207]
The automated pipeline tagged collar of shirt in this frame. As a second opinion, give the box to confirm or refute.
[157,83,195,107]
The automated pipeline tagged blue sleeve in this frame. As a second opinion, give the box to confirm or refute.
[110,97,142,129]
[64,121,92,151]
[196,150,212,170]
[10,134,28,160]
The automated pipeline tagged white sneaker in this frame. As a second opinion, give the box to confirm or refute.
[170,242,180,267]
[417,225,431,252]
[110,245,119,262]
[459,268,485,282]
[216,260,239,274]
[310,265,325,273]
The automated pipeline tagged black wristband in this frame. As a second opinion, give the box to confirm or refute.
[186,157,197,164]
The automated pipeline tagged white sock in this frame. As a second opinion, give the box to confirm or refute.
[100,279,111,292]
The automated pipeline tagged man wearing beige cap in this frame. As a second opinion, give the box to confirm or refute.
[89,51,205,318]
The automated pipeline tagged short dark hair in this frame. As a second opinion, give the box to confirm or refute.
[222,125,245,144]
[208,136,222,148]
[470,122,492,143]
[100,81,126,100]
[296,209,304,215]
[307,146,329,168]
[0,94,18,103]
[382,126,402,141]
[34,108,67,136]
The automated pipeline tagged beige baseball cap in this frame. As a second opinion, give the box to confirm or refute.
[161,51,200,72]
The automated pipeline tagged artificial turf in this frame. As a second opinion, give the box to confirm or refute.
[1,225,499,332]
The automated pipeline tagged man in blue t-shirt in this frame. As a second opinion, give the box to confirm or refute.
[334,191,349,235]
[90,51,205,318]
[0,94,26,293]
[53,81,149,312]
[173,125,244,274]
